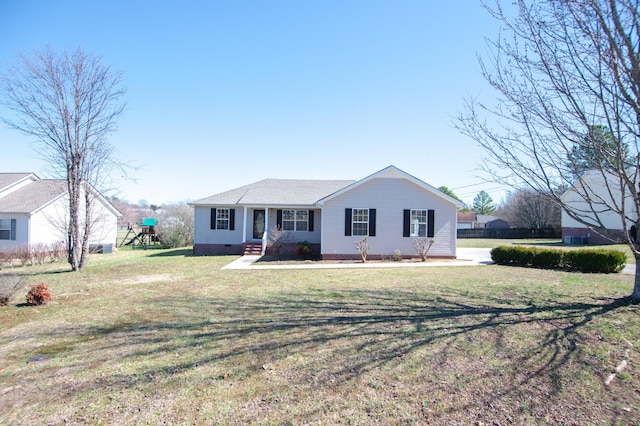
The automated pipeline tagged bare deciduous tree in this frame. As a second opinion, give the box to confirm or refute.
[456,1,640,301]
[0,47,126,271]
[498,190,561,229]
[156,204,194,248]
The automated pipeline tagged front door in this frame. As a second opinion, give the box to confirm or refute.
[253,210,265,239]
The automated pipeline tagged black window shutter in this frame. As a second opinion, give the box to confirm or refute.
[344,208,352,236]
[369,208,376,237]
[210,208,217,230]
[309,210,314,232]
[427,209,435,237]
[229,209,235,231]
[277,210,283,228]
[10,219,16,240]
[403,209,410,237]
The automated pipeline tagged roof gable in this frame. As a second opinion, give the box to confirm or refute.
[0,173,39,197]
[317,165,465,208]
[0,176,121,217]
[0,180,68,214]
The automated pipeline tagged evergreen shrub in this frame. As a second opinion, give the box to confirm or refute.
[490,246,626,273]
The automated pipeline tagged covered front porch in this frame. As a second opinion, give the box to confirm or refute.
[240,207,321,257]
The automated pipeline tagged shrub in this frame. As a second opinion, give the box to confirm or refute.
[14,246,33,267]
[0,250,12,270]
[0,274,26,306]
[531,249,564,268]
[26,283,52,306]
[297,241,312,258]
[31,243,50,265]
[412,238,434,262]
[491,245,626,273]
[50,241,66,262]
[564,249,626,273]
[392,249,403,261]
[355,236,370,262]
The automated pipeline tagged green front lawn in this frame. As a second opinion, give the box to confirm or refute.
[0,248,638,424]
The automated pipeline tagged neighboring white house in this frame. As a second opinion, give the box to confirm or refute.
[561,169,636,244]
[0,173,121,253]
[191,165,464,259]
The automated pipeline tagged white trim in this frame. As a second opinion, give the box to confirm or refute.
[242,206,247,243]
[351,208,369,236]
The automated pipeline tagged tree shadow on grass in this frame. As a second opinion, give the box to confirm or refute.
[147,248,194,257]
[16,288,638,423]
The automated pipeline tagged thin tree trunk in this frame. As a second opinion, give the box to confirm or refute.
[631,258,640,303]
[78,189,92,270]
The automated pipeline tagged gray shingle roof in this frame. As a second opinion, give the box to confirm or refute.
[0,180,68,213]
[192,179,355,206]
[0,173,34,191]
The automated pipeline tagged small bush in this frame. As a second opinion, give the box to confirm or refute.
[491,245,626,273]
[392,249,403,261]
[412,238,434,262]
[297,241,312,258]
[355,236,370,262]
[0,274,26,306]
[26,283,52,306]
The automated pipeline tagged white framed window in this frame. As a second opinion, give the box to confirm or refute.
[282,209,309,231]
[352,208,369,236]
[0,219,16,240]
[216,208,230,230]
[410,209,427,237]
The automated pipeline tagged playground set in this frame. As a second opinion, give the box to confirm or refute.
[119,218,158,248]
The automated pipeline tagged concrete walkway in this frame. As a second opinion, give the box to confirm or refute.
[221,248,636,274]
[222,247,494,270]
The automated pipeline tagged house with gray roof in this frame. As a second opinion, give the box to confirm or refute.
[191,165,464,259]
[0,173,121,253]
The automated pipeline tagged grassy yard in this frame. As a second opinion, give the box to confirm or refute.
[1,246,639,424]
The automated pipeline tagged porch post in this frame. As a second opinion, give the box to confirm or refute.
[261,208,269,256]
[242,207,247,243]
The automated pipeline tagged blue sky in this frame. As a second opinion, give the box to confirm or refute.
[1,1,510,206]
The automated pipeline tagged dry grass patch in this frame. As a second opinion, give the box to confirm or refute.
[0,249,639,424]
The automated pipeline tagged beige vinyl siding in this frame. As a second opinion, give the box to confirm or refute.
[321,177,457,258]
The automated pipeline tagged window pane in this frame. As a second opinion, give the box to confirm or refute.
[282,221,294,231]
[296,210,308,221]
[353,209,368,222]
[353,223,368,236]
[296,221,308,231]
[283,210,295,220]
[0,230,8,240]
[412,210,426,222]
[216,208,229,230]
